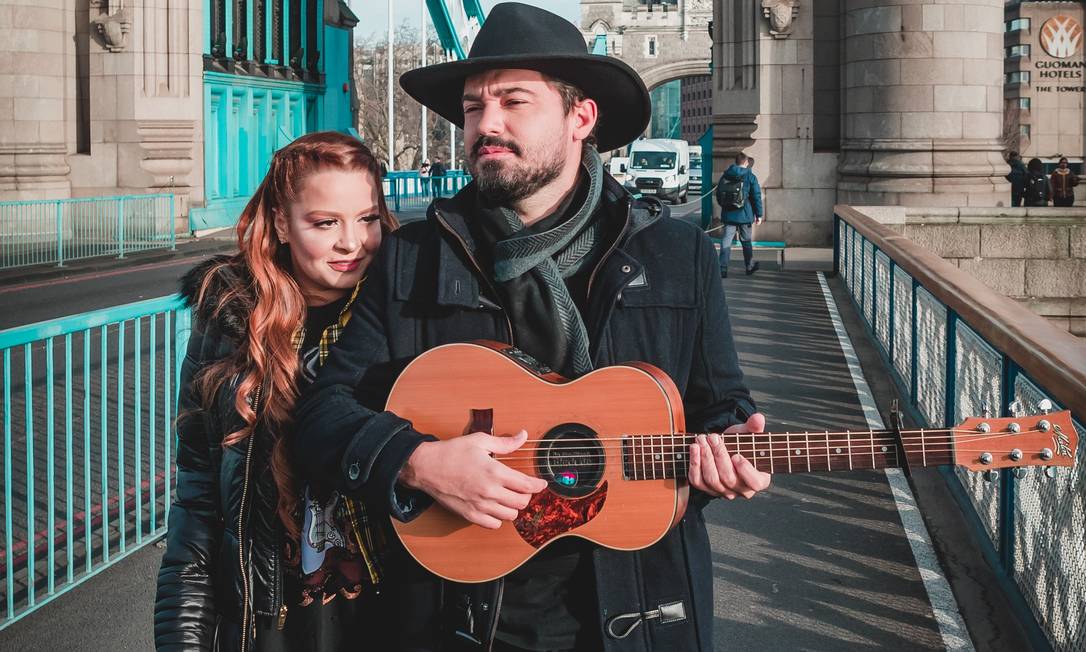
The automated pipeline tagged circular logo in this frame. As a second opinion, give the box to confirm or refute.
[1040,15,1083,59]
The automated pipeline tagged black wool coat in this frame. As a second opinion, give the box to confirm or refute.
[292,176,756,652]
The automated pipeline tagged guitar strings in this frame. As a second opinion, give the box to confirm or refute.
[455,427,1056,446]
[488,428,1053,459]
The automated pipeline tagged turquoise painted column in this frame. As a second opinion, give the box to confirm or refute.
[283,0,290,67]
[246,0,254,60]
[264,0,274,63]
[225,0,234,58]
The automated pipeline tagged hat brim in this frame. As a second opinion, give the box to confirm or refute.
[399,54,651,153]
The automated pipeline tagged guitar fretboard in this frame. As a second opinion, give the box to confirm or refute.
[620,430,956,480]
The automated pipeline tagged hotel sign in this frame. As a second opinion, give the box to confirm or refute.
[1040,15,1082,58]
[1034,15,1085,93]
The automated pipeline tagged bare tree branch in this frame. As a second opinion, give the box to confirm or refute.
[354,24,460,171]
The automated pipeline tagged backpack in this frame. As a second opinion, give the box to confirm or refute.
[718,177,746,211]
[1025,174,1047,205]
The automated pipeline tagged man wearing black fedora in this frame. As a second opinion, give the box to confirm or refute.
[293,3,770,650]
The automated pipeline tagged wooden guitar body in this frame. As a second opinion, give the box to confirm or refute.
[386,341,688,583]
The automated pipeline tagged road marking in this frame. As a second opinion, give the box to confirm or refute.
[817,271,974,652]
[0,254,214,295]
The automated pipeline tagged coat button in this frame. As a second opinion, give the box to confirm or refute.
[621,264,632,273]
[348,462,360,481]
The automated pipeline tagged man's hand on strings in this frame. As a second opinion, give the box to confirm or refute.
[688,412,772,499]
[400,430,548,529]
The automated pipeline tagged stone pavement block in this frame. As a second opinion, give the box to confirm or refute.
[979,225,1069,259]
[1024,259,1086,297]
[904,224,979,257]
[958,258,1026,296]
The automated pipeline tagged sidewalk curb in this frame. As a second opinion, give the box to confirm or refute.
[0,238,237,287]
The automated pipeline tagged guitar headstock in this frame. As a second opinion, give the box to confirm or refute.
[954,410,1078,472]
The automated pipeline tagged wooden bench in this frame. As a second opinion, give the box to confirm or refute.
[711,239,787,270]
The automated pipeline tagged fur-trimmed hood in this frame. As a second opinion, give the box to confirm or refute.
[179,254,254,343]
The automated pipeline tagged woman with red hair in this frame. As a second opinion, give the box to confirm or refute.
[154,132,398,651]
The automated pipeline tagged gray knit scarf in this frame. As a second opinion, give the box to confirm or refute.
[491,147,606,376]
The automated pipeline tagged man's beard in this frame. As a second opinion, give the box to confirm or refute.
[469,136,565,205]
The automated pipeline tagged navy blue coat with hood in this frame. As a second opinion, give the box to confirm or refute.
[716,164,763,225]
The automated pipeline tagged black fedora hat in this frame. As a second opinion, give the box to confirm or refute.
[399,2,650,152]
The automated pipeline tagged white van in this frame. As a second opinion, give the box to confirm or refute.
[689,145,703,196]
[624,139,690,203]
[608,156,630,186]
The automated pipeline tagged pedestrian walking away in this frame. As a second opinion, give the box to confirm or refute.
[1050,157,1078,208]
[430,158,447,197]
[1006,151,1027,207]
[1024,157,1051,207]
[290,4,770,651]
[154,132,399,652]
[715,152,764,277]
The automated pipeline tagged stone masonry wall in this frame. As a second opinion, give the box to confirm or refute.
[861,206,1086,335]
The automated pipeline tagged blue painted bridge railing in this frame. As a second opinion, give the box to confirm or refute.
[383,170,472,213]
[0,297,190,629]
[833,205,1086,651]
[0,194,176,270]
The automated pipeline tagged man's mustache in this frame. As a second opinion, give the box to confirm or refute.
[471,137,522,158]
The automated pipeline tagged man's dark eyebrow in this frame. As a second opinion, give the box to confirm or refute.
[462,87,536,103]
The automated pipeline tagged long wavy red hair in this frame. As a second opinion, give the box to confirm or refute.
[192,131,397,537]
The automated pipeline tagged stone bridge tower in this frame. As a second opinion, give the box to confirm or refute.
[711,0,1009,246]
[580,0,714,93]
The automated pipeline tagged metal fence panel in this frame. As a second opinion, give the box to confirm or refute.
[0,297,189,629]
[914,287,947,427]
[1011,377,1086,652]
[953,322,1003,546]
[892,265,913,390]
[862,239,875,326]
[0,195,176,270]
[874,251,891,355]
[383,171,472,212]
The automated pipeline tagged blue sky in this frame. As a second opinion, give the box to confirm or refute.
[353,0,582,41]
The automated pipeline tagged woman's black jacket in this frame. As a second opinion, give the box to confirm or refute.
[154,257,286,651]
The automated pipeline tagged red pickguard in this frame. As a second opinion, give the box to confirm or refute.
[513,482,608,548]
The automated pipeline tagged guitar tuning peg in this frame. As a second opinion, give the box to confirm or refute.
[1012,468,1028,479]
[983,470,999,483]
[1008,399,1023,418]
[1037,399,1054,415]
[1044,466,1058,479]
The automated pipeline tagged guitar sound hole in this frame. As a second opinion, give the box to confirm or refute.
[535,424,604,498]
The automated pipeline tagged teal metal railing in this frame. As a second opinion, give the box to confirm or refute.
[834,206,1086,652]
[0,194,176,270]
[384,170,472,213]
[0,297,190,630]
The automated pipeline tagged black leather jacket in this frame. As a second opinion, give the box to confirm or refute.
[292,176,756,651]
[154,258,286,651]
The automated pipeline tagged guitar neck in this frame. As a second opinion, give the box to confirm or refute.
[621,429,956,480]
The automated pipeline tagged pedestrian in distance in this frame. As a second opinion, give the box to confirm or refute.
[1023,157,1051,207]
[1006,151,1027,207]
[1050,156,1078,208]
[419,159,431,198]
[715,152,764,277]
[290,3,770,650]
[430,158,447,198]
[154,131,399,652]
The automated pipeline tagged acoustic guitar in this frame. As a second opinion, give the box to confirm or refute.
[386,341,1078,583]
